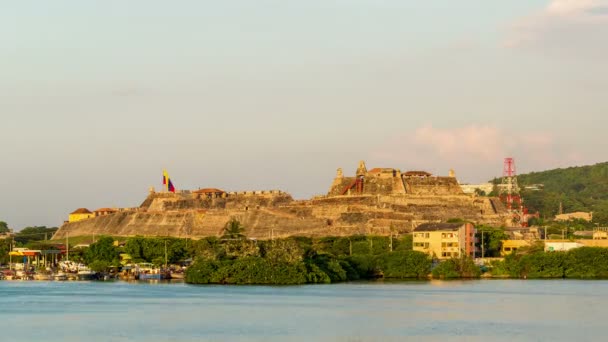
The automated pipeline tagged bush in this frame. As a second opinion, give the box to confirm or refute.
[185,259,221,284]
[88,260,110,273]
[564,247,608,278]
[376,251,431,279]
[432,260,461,279]
[432,256,480,279]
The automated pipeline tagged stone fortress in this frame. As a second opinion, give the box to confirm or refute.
[52,161,509,240]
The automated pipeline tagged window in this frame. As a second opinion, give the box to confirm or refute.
[442,242,447,247]
[504,247,511,251]
[424,242,429,248]
[414,242,425,247]
[442,252,451,257]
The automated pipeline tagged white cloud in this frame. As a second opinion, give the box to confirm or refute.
[505,0,608,58]
[370,124,585,183]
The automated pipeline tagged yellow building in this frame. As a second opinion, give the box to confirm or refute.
[413,222,476,260]
[500,240,532,256]
[68,208,94,222]
[593,229,608,240]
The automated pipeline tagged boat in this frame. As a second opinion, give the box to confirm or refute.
[135,263,168,280]
[16,270,33,280]
[77,270,97,281]
[169,271,184,280]
[138,272,162,280]
[34,273,53,281]
[53,272,67,281]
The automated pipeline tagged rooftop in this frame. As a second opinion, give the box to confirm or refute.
[414,222,465,232]
[193,188,226,194]
[94,208,117,212]
[70,208,92,214]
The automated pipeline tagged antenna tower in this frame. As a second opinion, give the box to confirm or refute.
[500,157,523,223]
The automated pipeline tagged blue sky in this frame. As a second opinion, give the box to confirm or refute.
[1,0,607,229]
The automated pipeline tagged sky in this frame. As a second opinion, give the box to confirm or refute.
[1,0,607,229]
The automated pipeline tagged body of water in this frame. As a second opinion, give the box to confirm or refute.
[0,279,606,341]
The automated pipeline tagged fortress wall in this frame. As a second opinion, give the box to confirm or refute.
[224,193,293,210]
[362,176,401,196]
[404,177,464,195]
[54,192,508,241]
[53,210,195,239]
[327,177,356,196]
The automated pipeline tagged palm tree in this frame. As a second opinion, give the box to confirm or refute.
[222,219,246,240]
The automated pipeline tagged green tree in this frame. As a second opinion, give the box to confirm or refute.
[476,226,508,257]
[0,221,9,234]
[13,226,58,245]
[222,219,246,240]
[84,236,119,265]
[0,239,12,265]
[432,255,481,279]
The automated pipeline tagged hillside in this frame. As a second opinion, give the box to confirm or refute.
[515,162,608,224]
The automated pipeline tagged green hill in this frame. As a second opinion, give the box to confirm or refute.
[513,162,608,224]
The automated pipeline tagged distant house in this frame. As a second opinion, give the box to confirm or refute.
[555,212,593,222]
[193,188,227,199]
[403,171,432,178]
[94,208,118,217]
[68,208,94,223]
[545,241,584,252]
[501,240,532,256]
[593,228,608,240]
[459,183,494,195]
[412,222,476,260]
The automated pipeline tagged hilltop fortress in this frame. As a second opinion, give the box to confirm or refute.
[52,161,509,240]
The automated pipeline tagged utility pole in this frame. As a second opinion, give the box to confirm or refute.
[481,230,485,259]
[164,240,168,269]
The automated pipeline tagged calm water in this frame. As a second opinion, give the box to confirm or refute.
[0,279,607,341]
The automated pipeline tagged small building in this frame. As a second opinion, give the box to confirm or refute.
[501,240,532,256]
[193,188,227,199]
[68,208,94,223]
[412,222,476,260]
[545,241,584,252]
[555,212,593,222]
[593,228,608,240]
[460,183,494,195]
[94,208,118,217]
[403,171,432,178]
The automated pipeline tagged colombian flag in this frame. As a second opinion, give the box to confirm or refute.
[163,170,176,193]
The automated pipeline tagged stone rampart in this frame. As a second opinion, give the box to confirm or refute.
[54,191,508,240]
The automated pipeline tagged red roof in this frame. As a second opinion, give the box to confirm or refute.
[94,208,117,213]
[70,208,92,214]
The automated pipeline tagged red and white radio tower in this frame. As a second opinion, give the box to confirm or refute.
[500,157,522,215]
